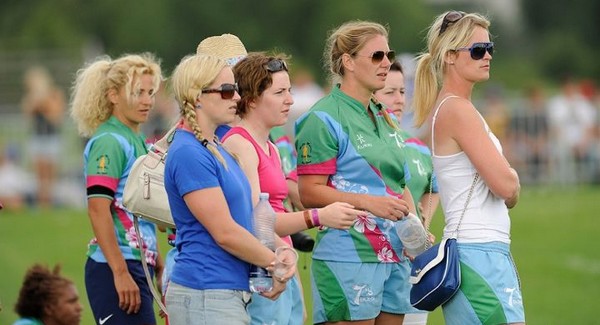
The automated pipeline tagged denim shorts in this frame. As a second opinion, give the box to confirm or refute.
[165,282,252,325]
[443,242,525,325]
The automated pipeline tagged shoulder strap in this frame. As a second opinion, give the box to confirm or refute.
[431,95,460,156]
[151,124,178,154]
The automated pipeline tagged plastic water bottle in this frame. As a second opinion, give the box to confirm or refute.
[249,193,276,293]
[397,213,428,257]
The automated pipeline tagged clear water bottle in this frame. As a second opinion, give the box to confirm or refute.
[249,193,276,293]
[397,213,428,257]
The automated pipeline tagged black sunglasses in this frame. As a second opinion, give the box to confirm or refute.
[264,59,288,73]
[201,83,239,100]
[439,11,465,35]
[455,42,494,60]
[355,50,396,64]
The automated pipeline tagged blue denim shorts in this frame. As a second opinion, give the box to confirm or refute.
[165,281,252,325]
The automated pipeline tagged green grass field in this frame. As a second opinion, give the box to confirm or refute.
[1,186,598,324]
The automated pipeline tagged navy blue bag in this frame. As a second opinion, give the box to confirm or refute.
[408,237,461,311]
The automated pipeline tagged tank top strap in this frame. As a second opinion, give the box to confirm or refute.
[431,95,461,155]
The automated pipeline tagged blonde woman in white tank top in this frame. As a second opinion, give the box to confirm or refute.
[412,11,526,325]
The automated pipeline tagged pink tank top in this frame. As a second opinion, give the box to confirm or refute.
[223,127,292,246]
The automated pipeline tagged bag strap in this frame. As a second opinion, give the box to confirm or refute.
[134,216,168,315]
[151,124,178,154]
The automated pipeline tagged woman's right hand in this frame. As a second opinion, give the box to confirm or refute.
[363,195,410,221]
[113,270,141,314]
[318,202,365,230]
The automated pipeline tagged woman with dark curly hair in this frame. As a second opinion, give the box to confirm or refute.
[13,264,82,325]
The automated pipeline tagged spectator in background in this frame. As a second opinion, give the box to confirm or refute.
[481,84,510,146]
[0,144,35,211]
[21,65,65,208]
[283,67,324,142]
[142,80,178,143]
[508,86,549,183]
[70,53,164,325]
[546,75,597,184]
[13,264,83,325]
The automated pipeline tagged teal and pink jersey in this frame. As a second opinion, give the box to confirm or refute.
[295,86,409,263]
[83,116,158,266]
[397,128,438,217]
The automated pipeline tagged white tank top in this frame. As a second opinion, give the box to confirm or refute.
[431,96,511,244]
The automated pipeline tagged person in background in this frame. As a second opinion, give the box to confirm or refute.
[70,53,164,325]
[21,65,65,208]
[223,52,364,325]
[13,264,83,325]
[546,75,597,184]
[413,10,525,324]
[164,53,291,325]
[373,60,439,325]
[295,20,416,324]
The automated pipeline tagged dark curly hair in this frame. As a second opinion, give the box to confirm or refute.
[14,264,73,319]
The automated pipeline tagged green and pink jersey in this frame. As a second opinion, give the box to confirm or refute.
[295,86,409,263]
[397,129,438,218]
[83,116,158,266]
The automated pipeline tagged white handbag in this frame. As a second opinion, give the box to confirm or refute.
[123,125,176,229]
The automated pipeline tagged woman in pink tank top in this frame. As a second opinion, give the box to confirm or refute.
[222,52,365,325]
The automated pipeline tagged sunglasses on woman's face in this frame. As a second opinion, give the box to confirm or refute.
[201,83,239,100]
[264,59,288,73]
[455,42,494,60]
[355,50,396,64]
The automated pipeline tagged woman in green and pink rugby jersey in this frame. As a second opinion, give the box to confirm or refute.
[295,21,418,324]
[71,53,164,325]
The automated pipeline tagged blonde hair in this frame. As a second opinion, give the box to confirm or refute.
[413,12,490,127]
[324,20,397,129]
[170,54,234,168]
[70,53,162,137]
[324,20,388,84]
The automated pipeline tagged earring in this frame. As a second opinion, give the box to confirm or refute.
[195,104,202,109]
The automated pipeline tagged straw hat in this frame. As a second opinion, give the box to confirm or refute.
[196,34,247,67]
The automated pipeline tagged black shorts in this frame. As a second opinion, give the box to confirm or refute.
[85,258,156,325]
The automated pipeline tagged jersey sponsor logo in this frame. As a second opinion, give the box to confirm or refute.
[388,131,405,148]
[299,142,312,164]
[356,133,372,150]
[96,155,110,174]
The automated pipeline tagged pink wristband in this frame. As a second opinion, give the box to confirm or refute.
[310,209,321,227]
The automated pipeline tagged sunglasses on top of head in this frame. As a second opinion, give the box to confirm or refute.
[201,83,239,100]
[354,50,396,64]
[264,59,288,73]
[454,42,494,60]
[439,11,466,35]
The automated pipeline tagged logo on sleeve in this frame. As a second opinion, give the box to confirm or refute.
[299,142,312,164]
[96,155,110,174]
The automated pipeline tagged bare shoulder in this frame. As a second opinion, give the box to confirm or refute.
[222,134,257,160]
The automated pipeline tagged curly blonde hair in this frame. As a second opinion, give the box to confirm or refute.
[70,53,162,136]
